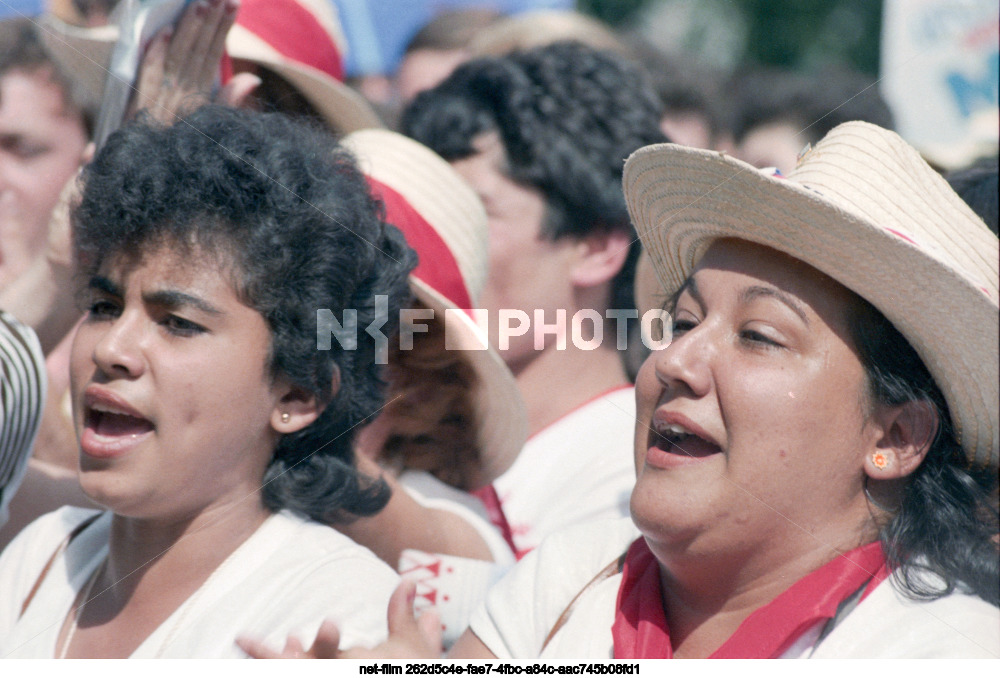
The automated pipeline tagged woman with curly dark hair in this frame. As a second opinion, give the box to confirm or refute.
[0,105,416,657]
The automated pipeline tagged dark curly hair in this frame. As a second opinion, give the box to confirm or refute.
[72,105,417,523]
[401,41,669,320]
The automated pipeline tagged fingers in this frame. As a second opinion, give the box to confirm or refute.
[377,579,442,658]
[45,172,79,269]
[163,1,211,81]
[309,619,343,659]
[236,623,341,660]
[134,0,237,123]
[284,636,307,655]
[130,30,171,116]
[416,609,443,652]
[386,578,419,637]
[218,72,261,109]
[235,636,286,659]
[196,0,239,89]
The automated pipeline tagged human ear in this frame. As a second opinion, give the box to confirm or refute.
[863,400,938,479]
[271,366,338,434]
[569,229,632,289]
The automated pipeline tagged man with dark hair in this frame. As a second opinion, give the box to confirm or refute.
[402,42,668,559]
[0,18,92,523]
[0,17,91,292]
[727,65,896,174]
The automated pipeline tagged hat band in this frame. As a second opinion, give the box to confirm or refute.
[236,0,344,81]
[367,178,474,313]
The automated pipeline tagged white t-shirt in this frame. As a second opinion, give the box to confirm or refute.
[0,507,399,658]
[493,387,635,557]
[396,471,515,649]
[469,518,1000,659]
[399,470,514,566]
[397,388,636,646]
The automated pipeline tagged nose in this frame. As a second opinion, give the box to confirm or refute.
[90,312,146,379]
[653,323,713,398]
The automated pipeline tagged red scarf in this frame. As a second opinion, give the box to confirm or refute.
[611,538,889,658]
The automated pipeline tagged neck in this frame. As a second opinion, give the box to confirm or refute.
[511,340,628,436]
[653,523,878,657]
[105,497,270,598]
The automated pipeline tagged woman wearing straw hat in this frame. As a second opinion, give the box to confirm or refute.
[249,121,999,659]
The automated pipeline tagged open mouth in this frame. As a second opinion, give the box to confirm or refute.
[80,389,155,458]
[86,405,155,438]
[650,419,722,460]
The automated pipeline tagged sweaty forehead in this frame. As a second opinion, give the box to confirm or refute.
[690,238,859,323]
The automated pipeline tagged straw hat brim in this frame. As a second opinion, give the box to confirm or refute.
[342,129,488,301]
[409,279,528,489]
[625,131,999,467]
[37,16,116,111]
[35,17,383,134]
[226,26,383,134]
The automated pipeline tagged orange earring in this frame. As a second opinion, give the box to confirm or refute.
[871,452,889,470]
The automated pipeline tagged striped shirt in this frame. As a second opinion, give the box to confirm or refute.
[0,311,45,527]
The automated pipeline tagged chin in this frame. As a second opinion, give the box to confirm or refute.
[630,485,697,547]
[77,473,143,516]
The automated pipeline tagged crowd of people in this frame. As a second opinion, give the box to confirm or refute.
[0,0,997,660]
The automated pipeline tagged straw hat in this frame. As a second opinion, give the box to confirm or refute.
[624,121,999,467]
[36,0,382,134]
[227,0,382,133]
[37,14,116,112]
[341,129,527,489]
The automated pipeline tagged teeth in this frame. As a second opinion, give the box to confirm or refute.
[91,403,138,417]
[658,423,692,438]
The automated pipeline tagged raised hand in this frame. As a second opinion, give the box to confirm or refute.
[236,580,444,659]
[128,0,257,123]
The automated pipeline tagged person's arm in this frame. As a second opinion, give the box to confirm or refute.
[337,455,495,566]
[237,579,498,659]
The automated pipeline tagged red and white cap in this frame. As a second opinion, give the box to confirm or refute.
[342,128,528,489]
[226,0,383,133]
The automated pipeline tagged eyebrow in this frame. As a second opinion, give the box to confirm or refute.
[740,285,810,325]
[672,277,703,310]
[89,276,120,297]
[89,276,223,316]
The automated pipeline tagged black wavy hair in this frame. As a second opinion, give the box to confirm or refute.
[850,298,999,606]
[726,65,895,146]
[946,157,999,236]
[72,105,417,523]
[401,41,669,318]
